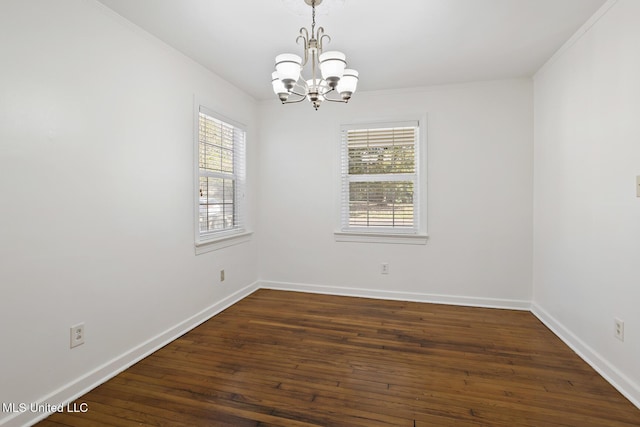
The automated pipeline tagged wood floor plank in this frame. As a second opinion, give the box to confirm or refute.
[36,289,640,426]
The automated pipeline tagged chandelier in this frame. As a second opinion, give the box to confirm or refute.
[271,0,359,110]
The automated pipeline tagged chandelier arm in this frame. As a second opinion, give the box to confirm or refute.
[317,28,330,53]
[289,89,308,97]
[281,93,308,104]
[292,76,309,92]
[321,87,336,95]
[323,89,348,103]
[288,78,309,98]
[296,28,310,66]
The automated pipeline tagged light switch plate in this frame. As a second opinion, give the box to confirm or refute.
[637,176,640,197]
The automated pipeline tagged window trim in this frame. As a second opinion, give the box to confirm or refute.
[335,117,428,244]
[194,102,251,253]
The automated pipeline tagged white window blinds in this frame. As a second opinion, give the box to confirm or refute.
[340,122,420,233]
[197,107,246,240]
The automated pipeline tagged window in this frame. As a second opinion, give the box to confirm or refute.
[338,120,426,244]
[195,106,248,252]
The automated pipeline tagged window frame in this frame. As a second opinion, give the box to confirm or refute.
[194,104,251,254]
[335,118,428,245]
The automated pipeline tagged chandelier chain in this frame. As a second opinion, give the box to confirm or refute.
[311,0,316,37]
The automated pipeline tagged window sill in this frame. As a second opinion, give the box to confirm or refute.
[334,231,428,245]
[195,230,253,255]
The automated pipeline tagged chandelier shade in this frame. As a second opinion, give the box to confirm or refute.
[274,53,302,89]
[271,71,289,100]
[319,50,347,87]
[271,0,358,110]
[336,69,359,100]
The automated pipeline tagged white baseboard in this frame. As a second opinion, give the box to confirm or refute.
[258,280,531,311]
[3,281,259,427]
[531,302,640,409]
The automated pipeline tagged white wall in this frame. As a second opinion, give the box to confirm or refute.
[7,0,638,423]
[257,79,533,307]
[0,1,258,425]
[533,0,640,406]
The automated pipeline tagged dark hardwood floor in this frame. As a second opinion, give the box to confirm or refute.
[37,289,640,426]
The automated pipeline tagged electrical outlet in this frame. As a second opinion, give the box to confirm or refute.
[381,263,389,275]
[70,323,85,348]
[614,318,624,342]
[220,269,225,282]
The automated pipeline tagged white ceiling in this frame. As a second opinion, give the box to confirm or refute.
[96,0,606,101]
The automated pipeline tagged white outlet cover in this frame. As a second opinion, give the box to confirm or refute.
[70,323,85,348]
